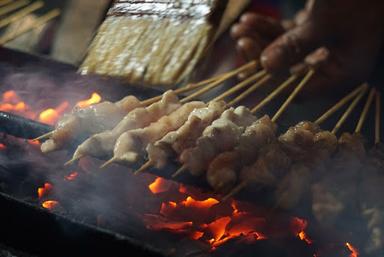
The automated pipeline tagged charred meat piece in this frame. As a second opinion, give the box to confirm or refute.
[207,115,277,193]
[147,101,227,169]
[71,91,180,160]
[112,101,206,164]
[180,106,256,176]
[41,95,142,153]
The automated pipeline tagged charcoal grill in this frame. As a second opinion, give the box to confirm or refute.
[0,47,378,257]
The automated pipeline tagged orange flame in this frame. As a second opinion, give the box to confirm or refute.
[42,200,59,210]
[181,196,219,209]
[38,101,69,125]
[37,183,53,199]
[76,93,102,108]
[346,242,359,257]
[148,177,172,194]
[65,171,78,181]
[0,143,6,150]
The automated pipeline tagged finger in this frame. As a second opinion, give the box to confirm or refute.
[261,23,323,74]
[237,37,264,61]
[240,13,285,39]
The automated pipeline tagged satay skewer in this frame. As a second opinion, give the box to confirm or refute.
[141,66,253,106]
[315,83,368,125]
[174,70,315,181]
[223,80,367,202]
[251,74,298,114]
[227,74,271,106]
[0,1,43,29]
[36,67,254,142]
[0,9,61,45]
[0,0,29,17]
[0,0,12,7]
[180,61,258,103]
[212,70,266,102]
[272,69,315,122]
[355,88,376,134]
[375,91,381,145]
[332,85,368,134]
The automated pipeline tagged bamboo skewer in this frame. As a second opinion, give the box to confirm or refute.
[0,0,12,7]
[227,74,271,107]
[355,88,376,133]
[37,63,239,141]
[222,71,315,201]
[180,61,258,103]
[211,70,266,102]
[0,1,44,29]
[0,9,61,45]
[315,83,367,125]
[332,85,368,134]
[251,74,298,114]
[141,72,233,106]
[134,72,267,174]
[64,154,85,166]
[272,69,315,122]
[0,0,29,17]
[375,91,381,145]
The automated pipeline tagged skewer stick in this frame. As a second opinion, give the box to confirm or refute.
[180,61,258,103]
[0,9,61,45]
[133,160,153,175]
[141,73,229,106]
[332,86,368,134]
[0,1,44,29]
[272,69,315,122]
[64,155,84,166]
[355,88,376,133]
[0,0,12,7]
[251,74,298,114]
[315,83,367,125]
[32,131,54,141]
[222,181,248,202]
[211,70,266,102]
[172,165,187,178]
[375,91,381,144]
[227,74,271,107]
[0,0,29,17]
[100,158,117,169]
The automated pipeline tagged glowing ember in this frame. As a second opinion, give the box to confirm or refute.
[65,171,79,181]
[76,92,102,108]
[346,242,359,257]
[148,177,172,194]
[191,231,204,240]
[179,184,188,194]
[2,90,20,102]
[27,139,40,146]
[181,196,219,209]
[0,143,6,150]
[298,231,312,245]
[42,200,59,210]
[208,216,231,241]
[38,101,69,125]
[37,183,53,199]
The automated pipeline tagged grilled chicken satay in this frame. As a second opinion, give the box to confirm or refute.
[146,101,227,169]
[111,101,206,165]
[206,115,277,193]
[275,125,338,210]
[41,95,142,153]
[179,106,257,176]
[71,91,180,160]
[311,132,365,224]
